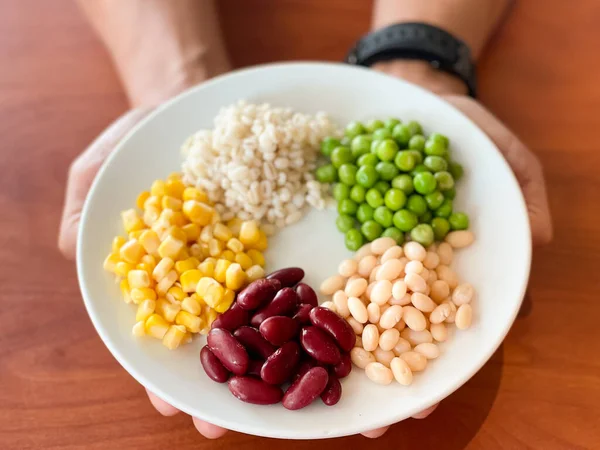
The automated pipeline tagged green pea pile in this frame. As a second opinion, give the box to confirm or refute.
[315,118,469,251]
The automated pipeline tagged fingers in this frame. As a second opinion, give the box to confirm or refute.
[361,426,390,438]
[58,109,150,259]
[146,389,180,416]
[192,417,229,439]
[444,96,553,246]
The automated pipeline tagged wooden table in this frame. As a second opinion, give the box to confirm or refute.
[1,1,599,448]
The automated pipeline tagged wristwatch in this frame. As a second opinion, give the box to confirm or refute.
[345,22,477,97]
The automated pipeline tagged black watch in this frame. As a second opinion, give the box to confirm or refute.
[345,22,477,97]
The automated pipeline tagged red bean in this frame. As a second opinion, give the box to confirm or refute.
[320,375,342,406]
[200,346,230,383]
[229,376,283,405]
[207,328,249,375]
[309,306,356,352]
[246,359,265,377]
[211,304,249,331]
[300,326,341,365]
[259,316,299,346]
[260,341,300,385]
[233,326,276,359]
[266,267,305,287]
[332,352,352,378]
[236,278,281,311]
[295,282,318,307]
[293,357,318,382]
[293,304,313,325]
[282,366,329,410]
[250,287,299,327]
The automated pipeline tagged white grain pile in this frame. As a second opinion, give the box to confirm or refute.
[181,101,339,230]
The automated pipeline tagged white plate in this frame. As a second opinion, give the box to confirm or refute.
[77,62,531,439]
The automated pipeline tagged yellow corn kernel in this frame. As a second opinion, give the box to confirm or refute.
[112,236,127,254]
[172,212,187,227]
[136,299,156,322]
[246,265,266,282]
[213,223,233,241]
[162,196,183,211]
[190,293,207,307]
[145,314,170,339]
[167,172,182,181]
[175,311,202,333]
[198,260,215,278]
[144,195,162,211]
[165,179,186,199]
[182,332,193,343]
[130,287,157,304]
[227,217,243,236]
[114,261,136,277]
[204,307,219,328]
[182,187,208,203]
[189,243,203,259]
[166,226,187,244]
[181,296,202,315]
[246,249,265,267]
[121,209,145,233]
[120,279,132,304]
[220,250,235,262]
[175,257,199,275]
[180,269,203,293]
[128,269,150,289]
[119,239,145,264]
[152,257,174,282]
[150,179,166,197]
[138,230,159,255]
[196,277,218,297]
[215,289,235,313]
[141,254,157,269]
[156,270,178,295]
[208,238,223,258]
[156,298,181,322]
[136,263,154,279]
[225,263,246,291]
[251,231,268,251]
[214,259,232,283]
[210,210,221,225]
[163,324,187,349]
[203,283,225,310]
[143,207,161,227]
[199,224,213,243]
[103,253,120,273]
[158,235,185,260]
[200,242,210,256]
[226,237,244,253]
[239,220,260,246]
[235,252,253,271]
[132,321,145,337]
[183,200,214,226]
[129,230,145,240]
[177,247,190,261]
[136,191,151,210]
[166,285,186,302]
[182,223,201,242]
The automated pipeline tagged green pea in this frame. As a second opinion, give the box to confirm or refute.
[345,121,366,138]
[424,138,447,156]
[374,206,394,228]
[321,137,341,158]
[374,180,391,195]
[365,119,385,133]
[338,198,358,216]
[420,210,433,223]
[384,118,401,130]
[394,151,416,172]
[331,146,353,168]
[410,224,434,246]
[350,185,366,203]
[381,227,404,244]
[391,174,413,194]
[408,150,424,164]
[443,187,456,199]
[336,214,355,233]
[333,183,350,201]
[392,209,419,232]
[356,165,379,188]
[315,164,337,183]
[424,191,444,210]
[392,123,412,147]
[356,203,375,223]
[376,139,399,162]
[431,217,450,240]
[358,153,378,166]
[351,135,373,159]
[365,188,384,208]
[362,220,384,242]
[406,194,427,216]
[449,161,464,181]
[408,135,426,151]
[413,172,437,194]
[434,171,455,191]
[429,132,449,147]
[407,121,423,136]
[449,212,469,230]
[338,163,358,185]
[345,229,364,251]
[424,155,448,172]
[411,164,430,176]
[340,136,351,147]
[372,128,392,140]
[376,161,399,181]
[434,199,453,218]
[384,188,407,211]
[370,139,382,154]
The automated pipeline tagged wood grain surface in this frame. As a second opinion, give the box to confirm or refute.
[1,0,599,449]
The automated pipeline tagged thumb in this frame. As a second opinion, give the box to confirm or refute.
[58,109,150,259]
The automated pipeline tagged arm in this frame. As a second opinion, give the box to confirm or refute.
[77,0,231,106]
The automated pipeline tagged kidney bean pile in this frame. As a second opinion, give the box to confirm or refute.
[200,267,355,410]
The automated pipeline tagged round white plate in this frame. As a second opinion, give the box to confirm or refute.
[77,62,531,439]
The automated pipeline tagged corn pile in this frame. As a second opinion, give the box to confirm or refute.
[103,173,268,350]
